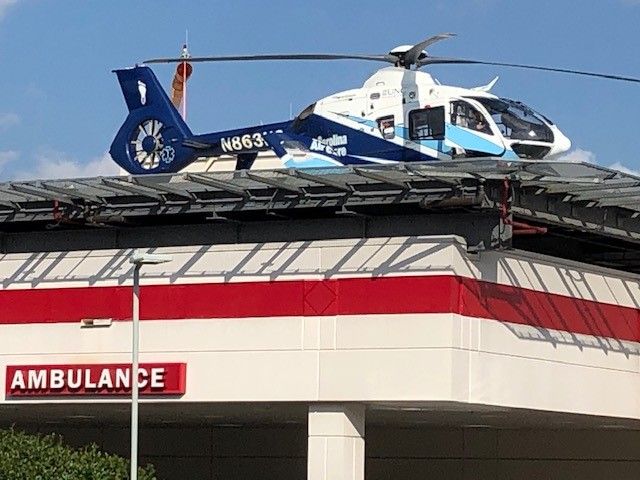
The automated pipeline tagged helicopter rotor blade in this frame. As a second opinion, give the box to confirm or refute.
[419,57,640,84]
[144,53,398,65]
[143,37,640,84]
[403,33,456,67]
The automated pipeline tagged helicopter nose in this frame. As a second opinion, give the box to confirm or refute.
[557,131,571,153]
[547,127,571,157]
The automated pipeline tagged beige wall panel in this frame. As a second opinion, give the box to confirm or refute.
[317,350,457,401]
[336,314,460,350]
[488,249,640,308]
[475,317,640,373]
[469,351,640,418]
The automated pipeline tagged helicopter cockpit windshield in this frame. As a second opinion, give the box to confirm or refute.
[471,97,554,143]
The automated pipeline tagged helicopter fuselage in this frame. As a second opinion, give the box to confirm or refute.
[110,65,572,174]
[276,67,571,168]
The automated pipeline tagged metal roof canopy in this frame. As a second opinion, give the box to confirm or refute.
[0,158,639,248]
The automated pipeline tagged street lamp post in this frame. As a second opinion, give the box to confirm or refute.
[129,250,172,480]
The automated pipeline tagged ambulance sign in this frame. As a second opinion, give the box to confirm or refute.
[5,363,186,397]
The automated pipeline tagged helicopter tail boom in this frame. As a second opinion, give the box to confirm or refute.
[109,65,198,173]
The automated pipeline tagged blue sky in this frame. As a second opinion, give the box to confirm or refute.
[0,0,639,179]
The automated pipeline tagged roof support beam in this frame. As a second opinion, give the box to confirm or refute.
[569,188,640,202]
[183,173,250,198]
[353,167,408,189]
[100,178,164,202]
[0,200,17,210]
[133,178,194,200]
[543,180,635,195]
[287,169,353,193]
[40,182,104,204]
[244,172,303,194]
[8,183,75,205]
[402,165,468,185]
[598,196,640,207]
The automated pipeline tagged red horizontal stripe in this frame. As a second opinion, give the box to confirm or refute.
[0,276,638,342]
[459,278,640,341]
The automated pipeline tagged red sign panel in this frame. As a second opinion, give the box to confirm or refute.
[5,363,186,397]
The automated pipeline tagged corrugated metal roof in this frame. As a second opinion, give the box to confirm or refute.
[0,159,638,242]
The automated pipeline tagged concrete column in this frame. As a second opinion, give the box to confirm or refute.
[307,404,365,480]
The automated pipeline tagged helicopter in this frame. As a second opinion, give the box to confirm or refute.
[109,33,640,174]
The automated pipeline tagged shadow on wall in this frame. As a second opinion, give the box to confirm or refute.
[2,237,639,358]
[464,254,640,357]
[0,237,462,289]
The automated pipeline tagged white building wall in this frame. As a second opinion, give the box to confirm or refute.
[0,236,639,420]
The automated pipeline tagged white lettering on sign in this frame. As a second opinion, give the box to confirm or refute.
[50,369,64,389]
[97,369,113,389]
[6,363,183,397]
[309,134,348,157]
[151,368,165,388]
[28,370,46,389]
[84,369,97,389]
[68,370,82,390]
[220,133,266,153]
[10,370,25,390]
[116,368,129,389]
[139,368,149,388]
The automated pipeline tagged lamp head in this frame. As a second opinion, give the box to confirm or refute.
[130,249,172,265]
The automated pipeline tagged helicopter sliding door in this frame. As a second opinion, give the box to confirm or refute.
[408,106,445,141]
[400,103,448,161]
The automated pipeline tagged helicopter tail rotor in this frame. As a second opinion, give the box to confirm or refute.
[109,66,197,174]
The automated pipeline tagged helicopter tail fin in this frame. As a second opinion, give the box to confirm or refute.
[109,65,197,174]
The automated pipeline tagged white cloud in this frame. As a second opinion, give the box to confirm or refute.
[0,150,18,165]
[14,151,121,180]
[0,112,20,130]
[557,148,596,164]
[557,149,640,176]
[0,0,18,20]
[609,161,640,177]
[0,150,18,175]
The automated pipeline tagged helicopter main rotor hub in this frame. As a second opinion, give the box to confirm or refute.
[388,45,428,68]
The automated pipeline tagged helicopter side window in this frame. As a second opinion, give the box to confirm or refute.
[409,106,445,140]
[377,115,395,140]
[451,101,492,135]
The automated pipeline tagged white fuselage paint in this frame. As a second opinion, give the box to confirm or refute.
[310,67,571,160]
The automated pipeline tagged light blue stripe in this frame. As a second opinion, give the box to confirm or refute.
[284,157,340,168]
[445,125,505,156]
